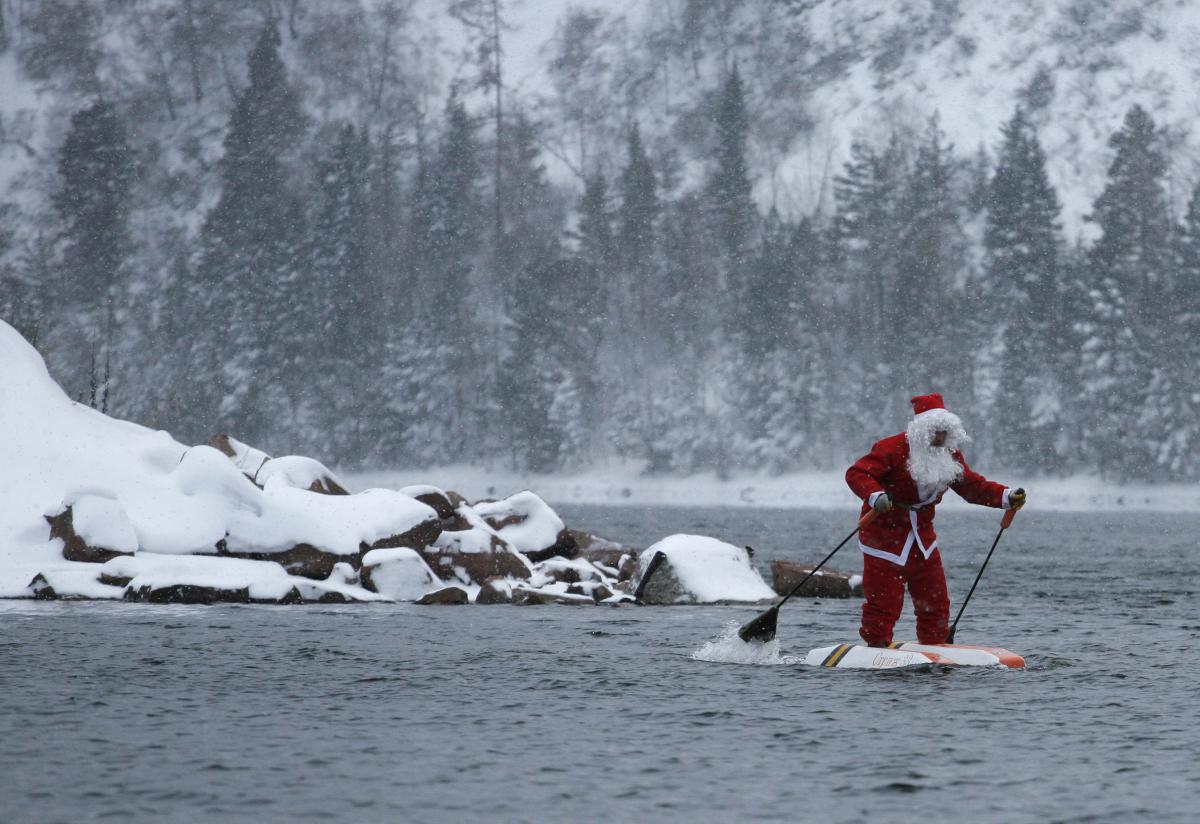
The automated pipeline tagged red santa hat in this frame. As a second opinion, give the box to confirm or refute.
[911,393,947,419]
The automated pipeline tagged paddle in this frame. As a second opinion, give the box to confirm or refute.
[738,508,879,644]
[946,505,1020,644]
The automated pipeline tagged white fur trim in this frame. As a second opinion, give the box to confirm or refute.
[1002,488,1012,509]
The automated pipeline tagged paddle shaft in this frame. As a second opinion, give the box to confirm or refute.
[948,507,1018,643]
[776,509,879,610]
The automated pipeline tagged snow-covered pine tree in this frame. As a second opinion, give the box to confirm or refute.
[894,115,971,397]
[191,23,307,449]
[1145,179,1200,478]
[402,92,485,460]
[505,257,599,471]
[1079,105,1170,479]
[494,111,569,464]
[307,123,371,460]
[832,135,908,421]
[708,64,755,264]
[50,100,135,406]
[983,107,1067,471]
[732,212,826,472]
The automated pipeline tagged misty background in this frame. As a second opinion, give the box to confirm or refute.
[0,0,1197,481]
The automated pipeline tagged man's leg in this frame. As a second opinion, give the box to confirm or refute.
[859,554,905,647]
[909,549,951,644]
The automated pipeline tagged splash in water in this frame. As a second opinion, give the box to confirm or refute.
[691,621,802,665]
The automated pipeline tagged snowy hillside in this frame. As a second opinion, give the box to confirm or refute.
[2,0,1199,483]
[786,2,1200,231]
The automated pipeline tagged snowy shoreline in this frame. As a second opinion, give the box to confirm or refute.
[347,465,1200,514]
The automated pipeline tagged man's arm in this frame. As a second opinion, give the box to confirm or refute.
[950,453,1009,508]
[846,440,893,509]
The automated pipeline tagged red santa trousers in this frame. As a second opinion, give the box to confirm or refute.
[859,547,950,647]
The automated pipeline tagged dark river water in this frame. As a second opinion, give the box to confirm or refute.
[2,505,1196,823]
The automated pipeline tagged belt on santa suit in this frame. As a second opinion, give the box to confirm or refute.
[860,493,940,566]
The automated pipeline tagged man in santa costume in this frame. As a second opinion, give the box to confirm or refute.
[846,393,1025,647]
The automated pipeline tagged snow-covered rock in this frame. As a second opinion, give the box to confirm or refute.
[44,496,138,563]
[422,502,532,584]
[256,455,349,495]
[101,553,297,602]
[472,491,574,561]
[633,535,776,605]
[399,484,465,519]
[360,548,440,601]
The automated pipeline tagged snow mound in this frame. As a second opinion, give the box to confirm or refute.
[0,321,437,597]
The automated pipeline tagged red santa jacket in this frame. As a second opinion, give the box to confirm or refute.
[846,433,1009,565]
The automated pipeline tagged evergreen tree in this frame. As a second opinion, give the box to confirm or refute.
[983,108,1066,470]
[1079,105,1170,478]
[51,100,135,403]
[707,65,755,262]
[193,23,306,446]
[575,170,614,274]
[617,122,659,274]
[308,123,371,458]
[893,116,968,386]
[54,100,136,312]
[399,93,485,459]
[1144,180,1200,478]
[833,137,906,346]
[506,257,600,471]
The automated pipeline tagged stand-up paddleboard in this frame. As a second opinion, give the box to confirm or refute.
[804,642,1025,669]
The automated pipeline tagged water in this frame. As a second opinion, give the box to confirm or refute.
[1,505,1196,822]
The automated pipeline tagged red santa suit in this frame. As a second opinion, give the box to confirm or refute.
[845,393,1015,647]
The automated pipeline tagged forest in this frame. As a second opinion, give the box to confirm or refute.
[1,0,1197,480]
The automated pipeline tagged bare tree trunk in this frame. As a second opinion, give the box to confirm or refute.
[182,0,204,102]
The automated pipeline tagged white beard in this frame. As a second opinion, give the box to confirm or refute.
[906,410,969,499]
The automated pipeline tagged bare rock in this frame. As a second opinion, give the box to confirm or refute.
[524,529,579,563]
[771,560,861,599]
[125,583,251,604]
[475,577,513,604]
[570,529,640,570]
[416,586,470,605]
[220,542,346,580]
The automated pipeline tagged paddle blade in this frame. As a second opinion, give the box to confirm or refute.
[738,605,779,643]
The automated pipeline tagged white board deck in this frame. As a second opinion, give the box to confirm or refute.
[804,642,1025,669]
